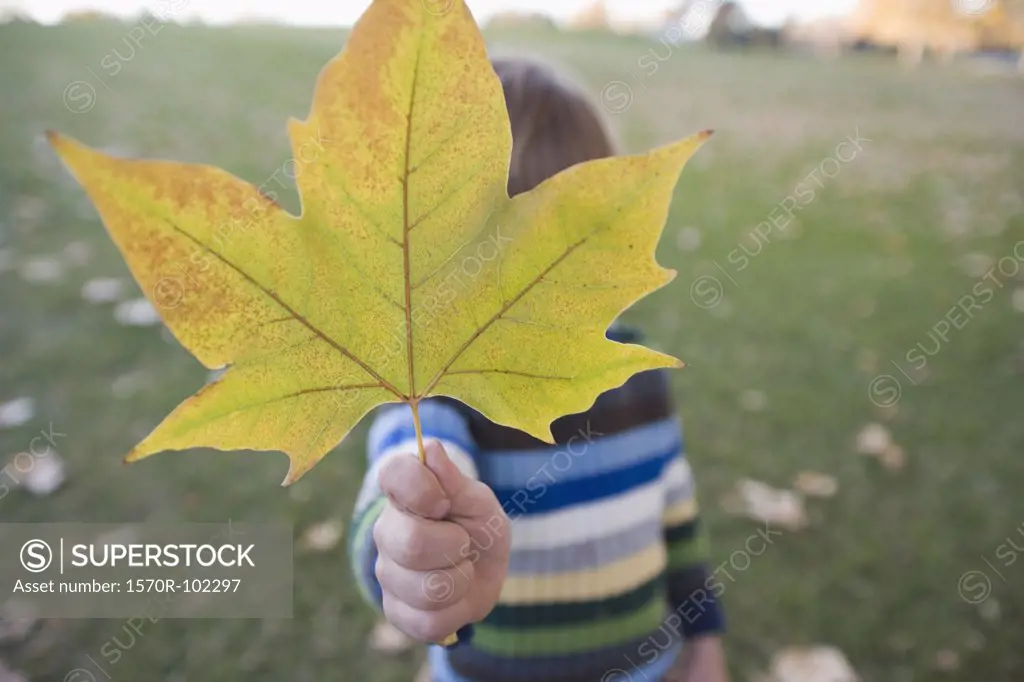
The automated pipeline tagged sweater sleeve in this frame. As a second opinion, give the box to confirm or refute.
[662,437,726,638]
[347,399,479,611]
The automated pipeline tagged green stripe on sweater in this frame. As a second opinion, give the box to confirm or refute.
[666,532,710,569]
[473,595,667,656]
[348,495,387,608]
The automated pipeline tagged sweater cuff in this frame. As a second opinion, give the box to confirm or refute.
[667,566,726,638]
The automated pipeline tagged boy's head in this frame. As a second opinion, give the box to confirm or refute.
[492,57,616,198]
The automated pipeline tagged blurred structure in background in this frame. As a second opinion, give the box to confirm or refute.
[850,0,1024,66]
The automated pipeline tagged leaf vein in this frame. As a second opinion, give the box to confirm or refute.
[165,220,402,397]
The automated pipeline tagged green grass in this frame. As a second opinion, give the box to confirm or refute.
[2,17,1023,682]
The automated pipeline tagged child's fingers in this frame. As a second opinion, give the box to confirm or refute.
[381,591,474,645]
[373,502,471,571]
[374,554,474,611]
[378,451,451,520]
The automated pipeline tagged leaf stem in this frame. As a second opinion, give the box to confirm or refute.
[410,399,427,464]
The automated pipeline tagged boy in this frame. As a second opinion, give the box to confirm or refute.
[348,57,728,682]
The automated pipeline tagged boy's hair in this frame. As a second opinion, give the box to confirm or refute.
[492,57,617,198]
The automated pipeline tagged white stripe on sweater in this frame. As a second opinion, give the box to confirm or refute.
[508,477,666,551]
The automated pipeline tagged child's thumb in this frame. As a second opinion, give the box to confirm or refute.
[423,440,498,523]
[422,439,469,492]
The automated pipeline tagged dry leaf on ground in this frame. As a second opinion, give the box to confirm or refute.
[793,471,838,498]
[769,645,858,682]
[730,479,808,531]
[0,398,35,429]
[855,423,891,456]
[880,444,906,471]
[19,256,63,284]
[299,519,344,552]
[81,277,124,303]
[114,298,161,327]
[9,451,66,496]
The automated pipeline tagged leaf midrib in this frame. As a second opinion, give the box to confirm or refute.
[401,21,427,401]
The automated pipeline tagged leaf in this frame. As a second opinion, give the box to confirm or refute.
[298,519,344,552]
[792,471,838,498]
[727,478,809,531]
[854,422,891,455]
[47,0,709,484]
[769,645,858,682]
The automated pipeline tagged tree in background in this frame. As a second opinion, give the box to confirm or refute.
[851,0,1024,65]
[571,0,611,31]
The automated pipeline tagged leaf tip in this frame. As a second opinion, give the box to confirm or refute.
[281,457,312,487]
[45,129,70,154]
[699,129,715,140]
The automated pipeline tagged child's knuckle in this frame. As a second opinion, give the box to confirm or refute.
[398,523,429,565]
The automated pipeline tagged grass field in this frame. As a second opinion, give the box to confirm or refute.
[1,15,1023,682]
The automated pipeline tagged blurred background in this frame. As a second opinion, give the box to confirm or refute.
[1,0,1023,680]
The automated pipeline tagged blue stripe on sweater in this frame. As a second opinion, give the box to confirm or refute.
[368,400,477,460]
[475,416,683,487]
[491,445,679,516]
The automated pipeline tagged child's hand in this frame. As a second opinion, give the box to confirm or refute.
[373,439,510,643]
[666,636,729,682]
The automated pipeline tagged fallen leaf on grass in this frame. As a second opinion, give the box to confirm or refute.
[299,519,344,551]
[19,256,63,284]
[730,479,808,531]
[793,471,838,498]
[8,451,66,496]
[14,195,45,223]
[63,240,93,266]
[960,252,993,278]
[855,423,891,456]
[880,444,906,471]
[0,398,35,429]
[114,298,160,326]
[81,277,124,304]
[769,645,858,682]
[979,598,1000,622]
[112,371,148,399]
[369,620,413,653]
[676,226,701,252]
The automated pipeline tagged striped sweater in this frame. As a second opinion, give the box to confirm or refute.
[349,328,724,682]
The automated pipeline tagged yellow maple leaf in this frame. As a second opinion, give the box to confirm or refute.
[48,0,710,485]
